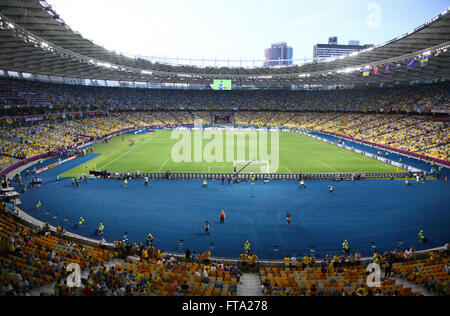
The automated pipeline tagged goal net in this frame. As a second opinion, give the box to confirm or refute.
[233,160,270,174]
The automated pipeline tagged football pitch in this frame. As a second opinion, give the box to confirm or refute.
[61,130,401,177]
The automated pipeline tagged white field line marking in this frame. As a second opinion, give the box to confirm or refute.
[315,160,340,173]
[285,166,293,173]
[294,133,396,171]
[210,165,234,171]
[315,141,398,171]
[158,158,170,172]
[101,132,163,170]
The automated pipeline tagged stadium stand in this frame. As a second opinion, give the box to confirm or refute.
[0,1,449,297]
[392,251,450,296]
[1,78,448,112]
[0,200,244,296]
[0,79,445,297]
[2,199,449,296]
[0,79,448,163]
[0,202,115,295]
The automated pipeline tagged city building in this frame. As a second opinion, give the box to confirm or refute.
[313,37,374,59]
[264,42,293,67]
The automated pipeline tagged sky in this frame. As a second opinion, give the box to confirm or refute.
[46,0,449,63]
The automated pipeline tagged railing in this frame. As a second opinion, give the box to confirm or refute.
[137,55,318,69]
[90,171,414,181]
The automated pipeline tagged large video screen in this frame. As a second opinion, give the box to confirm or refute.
[213,79,232,90]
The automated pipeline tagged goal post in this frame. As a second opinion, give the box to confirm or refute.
[233,160,270,174]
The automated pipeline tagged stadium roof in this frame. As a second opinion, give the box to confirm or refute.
[0,0,449,87]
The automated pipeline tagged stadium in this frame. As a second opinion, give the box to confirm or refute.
[0,0,449,300]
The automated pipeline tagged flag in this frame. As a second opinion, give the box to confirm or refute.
[384,64,391,73]
[395,62,402,70]
[407,59,415,69]
[420,55,429,67]
[374,66,380,75]
[363,67,370,77]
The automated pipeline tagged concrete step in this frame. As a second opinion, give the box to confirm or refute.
[237,273,263,296]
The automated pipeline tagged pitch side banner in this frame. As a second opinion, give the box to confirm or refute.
[300,132,423,173]
[35,162,58,174]
[62,155,80,164]
[35,154,81,174]
[25,116,45,122]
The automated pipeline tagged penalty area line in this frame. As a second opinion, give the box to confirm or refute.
[100,131,163,170]
[158,158,170,172]
[284,166,293,173]
[315,160,340,173]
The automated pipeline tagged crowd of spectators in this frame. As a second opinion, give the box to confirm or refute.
[298,113,449,161]
[0,110,448,164]
[1,78,448,112]
[0,78,448,165]
[0,202,115,296]
[260,246,449,296]
[2,200,449,296]
[1,200,245,296]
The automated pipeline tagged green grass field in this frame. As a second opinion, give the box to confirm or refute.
[61,130,402,177]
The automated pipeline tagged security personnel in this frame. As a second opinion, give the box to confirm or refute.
[74,217,85,230]
[240,252,248,272]
[303,254,309,269]
[96,223,104,236]
[300,179,305,189]
[373,252,383,264]
[124,178,128,187]
[22,184,28,193]
[204,220,210,236]
[35,200,41,209]
[147,233,154,246]
[244,240,250,254]
[204,250,211,264]
[249,253,258,273]
[144,176,149,186]
[418,230,427,243]
[220,210,226,224]
[284,256,290,267]
[343,240,350,254]
[203,180,207,188]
